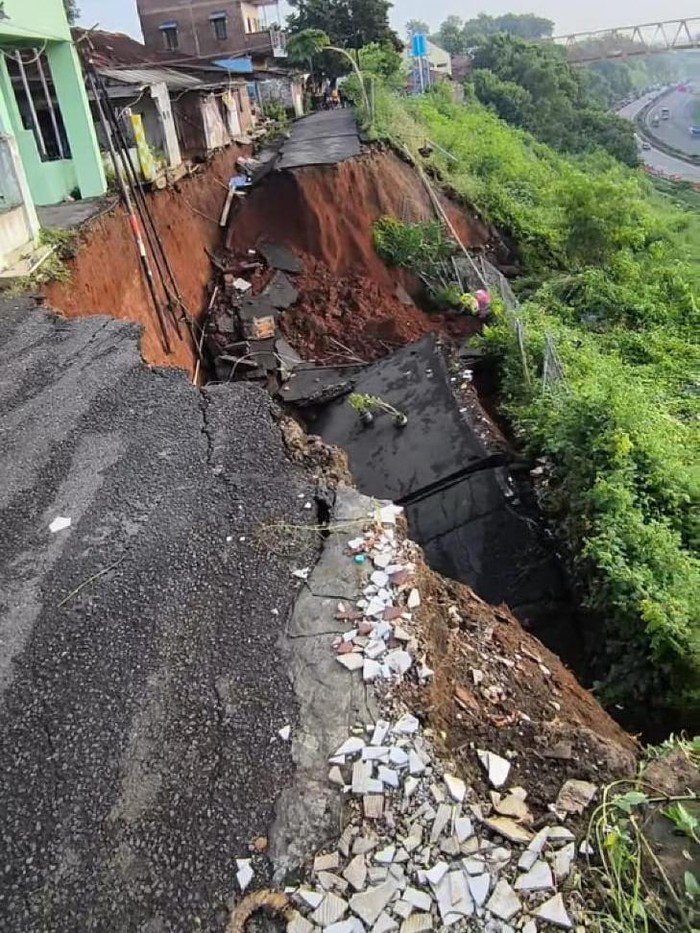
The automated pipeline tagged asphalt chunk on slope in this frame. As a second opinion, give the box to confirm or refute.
[0,297,317,931]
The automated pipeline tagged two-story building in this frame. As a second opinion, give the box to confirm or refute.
[137,0,287,64]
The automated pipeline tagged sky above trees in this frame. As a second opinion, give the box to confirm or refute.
[76,0,699,42]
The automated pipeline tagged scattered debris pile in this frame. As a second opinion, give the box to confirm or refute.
[205,242,304,383]
[204,243,480,386]
[230,502,638,932]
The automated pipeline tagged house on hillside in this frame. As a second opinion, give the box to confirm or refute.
[76,29,260,169]
[0,0,106,271]
[404,38,453,86]
[136,0,287,66]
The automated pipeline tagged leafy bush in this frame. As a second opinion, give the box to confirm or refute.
[372,216,453,271]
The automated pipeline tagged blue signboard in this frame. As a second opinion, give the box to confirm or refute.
[213,57,254,74]
[411,33,427,58]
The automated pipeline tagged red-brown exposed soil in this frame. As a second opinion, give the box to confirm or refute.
[405,557,639,817]
[227,149,492,294]
[43,145,250,375]
[279,256,480,363]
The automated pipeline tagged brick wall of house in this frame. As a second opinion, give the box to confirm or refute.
[137,0,254,58]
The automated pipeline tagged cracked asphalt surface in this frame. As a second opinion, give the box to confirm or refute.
[0,298,317,931]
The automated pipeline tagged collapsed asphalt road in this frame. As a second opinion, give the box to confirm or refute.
[0,298,319,930]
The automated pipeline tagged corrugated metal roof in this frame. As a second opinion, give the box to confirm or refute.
[99,67,203,90]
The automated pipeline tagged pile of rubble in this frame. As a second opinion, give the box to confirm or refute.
[235,504,600,932]
[206,243,304,384]
[330,505,432,686]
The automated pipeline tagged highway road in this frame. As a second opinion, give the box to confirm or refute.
[618,91,700,184]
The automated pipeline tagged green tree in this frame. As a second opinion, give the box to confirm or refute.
[287,0,399,50]
[406,19,429,38]
[432,12,554,56]
[432,15,464,56]
[469,34,638,164]
[286,27,330,74]
[63,0,79,24]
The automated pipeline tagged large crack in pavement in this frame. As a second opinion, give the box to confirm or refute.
[0,296,321,931]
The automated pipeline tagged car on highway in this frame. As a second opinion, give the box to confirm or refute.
[642,141,652,150]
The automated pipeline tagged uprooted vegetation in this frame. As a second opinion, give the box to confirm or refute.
[345,77,699,735]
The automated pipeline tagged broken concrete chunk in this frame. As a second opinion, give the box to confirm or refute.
[364,795,384,820]
[403,887,432,912]
[389,746,409,768]
[400,914,433,933]
[533,893,572,929]
[379,766,399,788]
[477,750,511,788]
[337,654,364,674]
[555,779,597,815]
[430,804,452,843]
[547,826,576,843]
[393,714,419,735]
[297,888,324,910]
[375,844,396,864]
[485,879,521,921]
[385,649,412,676]
[310,890,348,926]
[483,816,533,845]
[353,835,378,855]
[466,872,490,907]
[373,912,399,932]
[286,909,314,933]
[363,658,383,682]
[349,878,399,927]
[343,854,368,892]
[363,745,390,761]
[407,588,421,609]
[408,751,426,776]
[278,725,291,741]
[371,719,391,746]
[352,761,372,795]
[454,816,474,843]
[314,851,341,872]
[491,791,532,822]
[325,920,364,933]
[334,737,365,759]
[553,842,576,881]
[425,861,449,886]
[444,773,467,803]
[518,826,550,870]
[514,859,554,892]
[393,900,413,920]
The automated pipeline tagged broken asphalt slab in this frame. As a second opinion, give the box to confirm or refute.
[277,110,361,170]
[0,296,320,931]
[309,336,573,639]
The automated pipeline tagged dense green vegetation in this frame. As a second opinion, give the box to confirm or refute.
[468,35,638,165]
[430,12,553,55]
[287,0,400,50]
[349,72,699,729]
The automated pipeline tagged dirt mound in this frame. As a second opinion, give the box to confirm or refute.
[227,149,492,294]
[43,146,249,374]
[280,255,480,363]
[404,556,638,818]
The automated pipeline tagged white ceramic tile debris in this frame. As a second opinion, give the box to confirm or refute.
[266,507,588,933]
[534,892,573,928]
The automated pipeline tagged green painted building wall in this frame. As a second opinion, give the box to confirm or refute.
[0,0,106,205]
